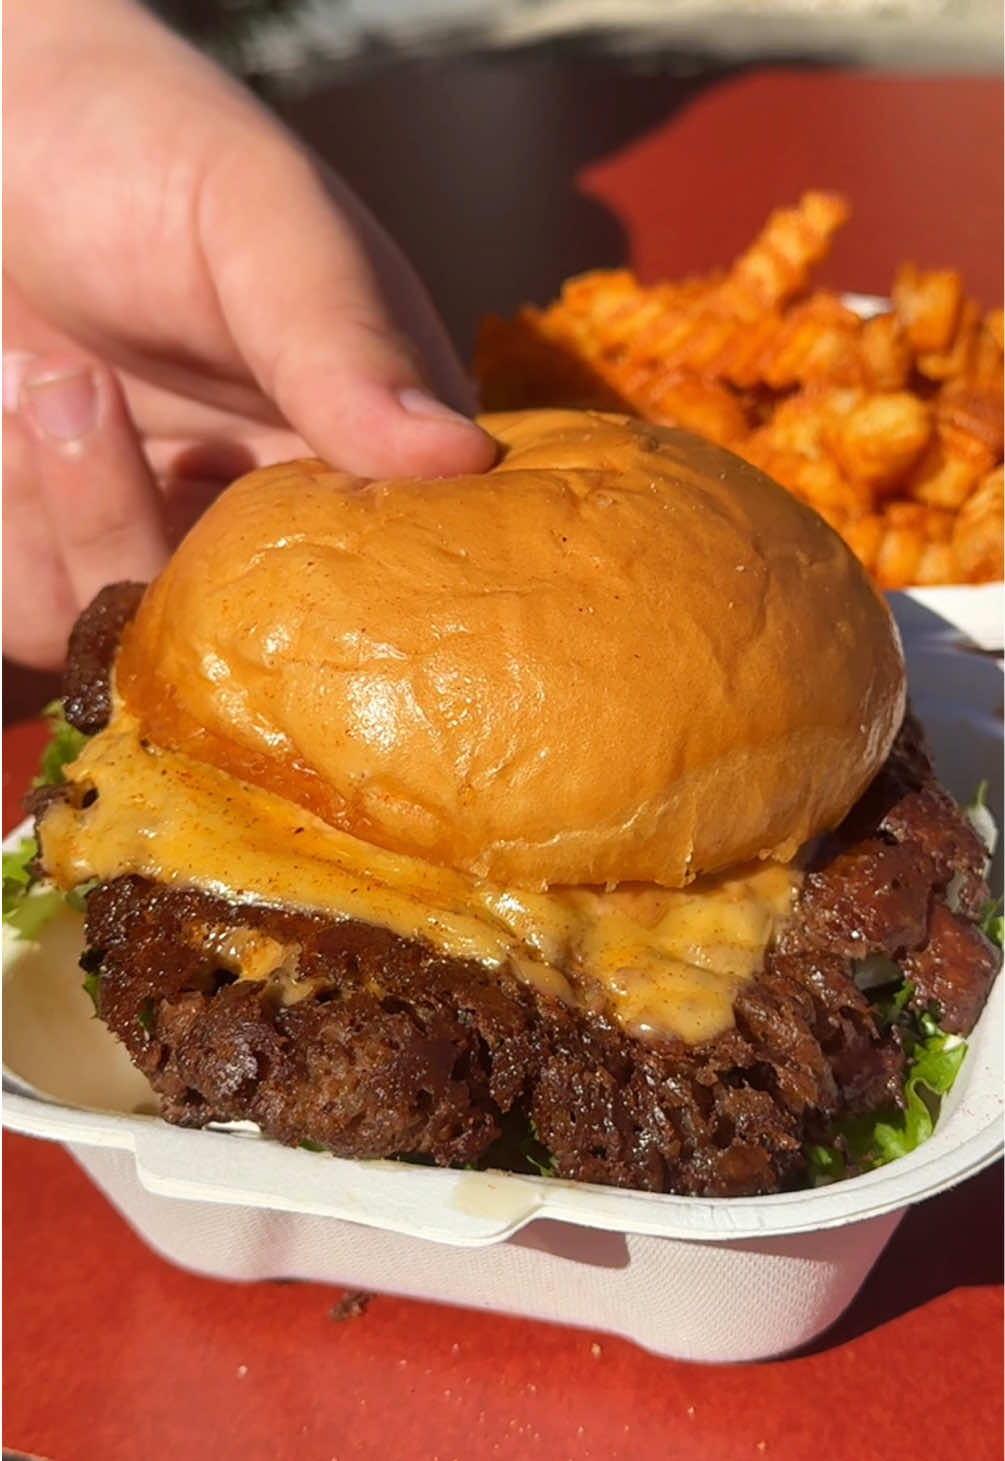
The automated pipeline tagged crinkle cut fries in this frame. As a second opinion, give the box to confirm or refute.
[475,193,1003,589]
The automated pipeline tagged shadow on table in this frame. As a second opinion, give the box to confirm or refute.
[789,1157,1003,1359]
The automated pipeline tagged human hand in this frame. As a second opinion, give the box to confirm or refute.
[3,0,494,668]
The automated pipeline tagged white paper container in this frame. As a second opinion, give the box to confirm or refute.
[3,599,1002,1363]
[901,583,1003,653]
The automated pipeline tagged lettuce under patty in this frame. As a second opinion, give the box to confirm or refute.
[3,702,92,941]
[2,836,64,941]
[34,699,88,790]
[980,897,1004,948]
[805,982,972,1184]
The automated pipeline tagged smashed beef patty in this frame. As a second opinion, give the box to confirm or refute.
[76,718,997,1197]
[53,585,1000,1197]
[82,872,896,1196]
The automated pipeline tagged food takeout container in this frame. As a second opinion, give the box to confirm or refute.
[902,583,1003,653]
[3,598,1002,1364]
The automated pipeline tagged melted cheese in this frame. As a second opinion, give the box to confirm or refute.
[38,715,801,1044]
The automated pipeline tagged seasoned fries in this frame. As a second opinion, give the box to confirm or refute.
[475,194,1003,588]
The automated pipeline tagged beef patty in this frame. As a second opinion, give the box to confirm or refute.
[45,584,1002,1197]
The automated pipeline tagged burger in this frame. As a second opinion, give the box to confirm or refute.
[30,409,1000,1196]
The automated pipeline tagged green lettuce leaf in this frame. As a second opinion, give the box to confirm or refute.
[967,780,989,814]
[2,835,64,940]
[965,779,998,862]
[3,835,38,907]
[3,885,65,941]
[82,971,102,1015]
[3,700,95,942]
[804,1142,847,1183]
[34,700,88,788]
[66,878,99,912]
[870,979,913,1029]
[868,1024,966,1164]
[520,1125,557,1178]
[806,981,968,1185]
[979,898,1004,949]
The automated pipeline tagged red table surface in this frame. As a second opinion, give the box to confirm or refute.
[4,67,1004,1461]
[579,69,1003,308]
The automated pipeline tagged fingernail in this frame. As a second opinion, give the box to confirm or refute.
[3,352,34,413]
[397,386,476,427]
[22,367,100,443]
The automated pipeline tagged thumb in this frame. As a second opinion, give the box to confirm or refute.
[17,354,169,606]
[204,145,496,480]
[2,351,168,668]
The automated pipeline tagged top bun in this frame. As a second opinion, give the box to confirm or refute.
[116,409,906,889]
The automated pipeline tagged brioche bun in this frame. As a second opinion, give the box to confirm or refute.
[115,409,906,888]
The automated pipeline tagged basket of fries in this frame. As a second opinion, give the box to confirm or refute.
[475,193,1003,600]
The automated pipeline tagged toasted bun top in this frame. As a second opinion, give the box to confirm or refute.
[116,410,906,889]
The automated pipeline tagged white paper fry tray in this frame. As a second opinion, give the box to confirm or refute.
[903,583,1003,653]
[3,598,1002,1363]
